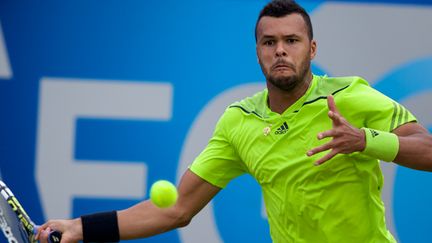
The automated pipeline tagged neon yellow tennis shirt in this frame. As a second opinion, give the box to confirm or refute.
[190,75,416,243]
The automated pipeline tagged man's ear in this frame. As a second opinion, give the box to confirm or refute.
[310,39,317,60]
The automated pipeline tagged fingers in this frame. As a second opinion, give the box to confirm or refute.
[307,139,332,156]
[327,96,344,124]
[317,129,336,140]
[35,225,45,240]
[36,226,52,243]
[308,96,359,166]
[327,95,339,114]
[36,220,63,242]
[308,129,343,165]
[328,113,343,128]
[314,150,338,165]
[307,140,338,165]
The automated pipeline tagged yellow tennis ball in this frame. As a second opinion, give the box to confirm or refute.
[150,180,178,208]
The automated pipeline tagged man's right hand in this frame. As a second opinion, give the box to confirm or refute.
[36,218,83,243]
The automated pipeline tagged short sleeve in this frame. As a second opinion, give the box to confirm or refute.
[189,108,247,188]
[338,78,417,132]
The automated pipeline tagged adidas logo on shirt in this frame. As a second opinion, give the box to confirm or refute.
[275,122,289,135]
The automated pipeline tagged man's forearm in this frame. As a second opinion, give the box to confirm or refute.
[394,132,432,171]
[116,200,191,240]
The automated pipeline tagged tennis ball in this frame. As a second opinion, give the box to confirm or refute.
[150,180,178,208]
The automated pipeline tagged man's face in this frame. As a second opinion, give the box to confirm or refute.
[256,14,316,92]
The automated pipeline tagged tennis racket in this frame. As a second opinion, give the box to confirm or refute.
[0,180,61,243]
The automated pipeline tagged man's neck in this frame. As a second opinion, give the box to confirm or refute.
[267,72,313,114]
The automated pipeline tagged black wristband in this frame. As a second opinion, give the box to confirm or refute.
[81,211,120,243]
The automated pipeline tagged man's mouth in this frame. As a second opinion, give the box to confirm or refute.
[272,61,294,72]
[272,64,293,72]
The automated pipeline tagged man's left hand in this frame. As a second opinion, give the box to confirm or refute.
[307,95,366,165]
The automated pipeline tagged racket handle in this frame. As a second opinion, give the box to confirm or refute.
[47,230,62,243]
[34,226,62,243]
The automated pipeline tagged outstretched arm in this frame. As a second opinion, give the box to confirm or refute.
[307,96,432,171]
[118,169,220,239]
[392,122,432,171]
[37,169,221,243]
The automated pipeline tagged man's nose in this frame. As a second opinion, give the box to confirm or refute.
[275,43,287,57]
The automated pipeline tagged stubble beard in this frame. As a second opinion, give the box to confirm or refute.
[265,58,311,92]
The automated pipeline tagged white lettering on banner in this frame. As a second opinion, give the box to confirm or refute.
[36,78,172,219]
[0,21,12,79]
[178,83,265,243]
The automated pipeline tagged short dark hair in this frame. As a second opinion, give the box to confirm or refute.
[255,0,313,41]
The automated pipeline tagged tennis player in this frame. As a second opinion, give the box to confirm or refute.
[38,0,432,242]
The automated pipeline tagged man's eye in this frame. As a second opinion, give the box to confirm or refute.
[264,40,275,46]
[287,39,297,44]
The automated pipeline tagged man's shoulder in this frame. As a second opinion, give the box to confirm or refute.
[310,75,370,98]
[317,75,370,92]
[226,89,268,119]
[214,89,267,132]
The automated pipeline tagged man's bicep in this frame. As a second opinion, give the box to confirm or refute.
[392,122,429,136]
[177,169,221,218]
